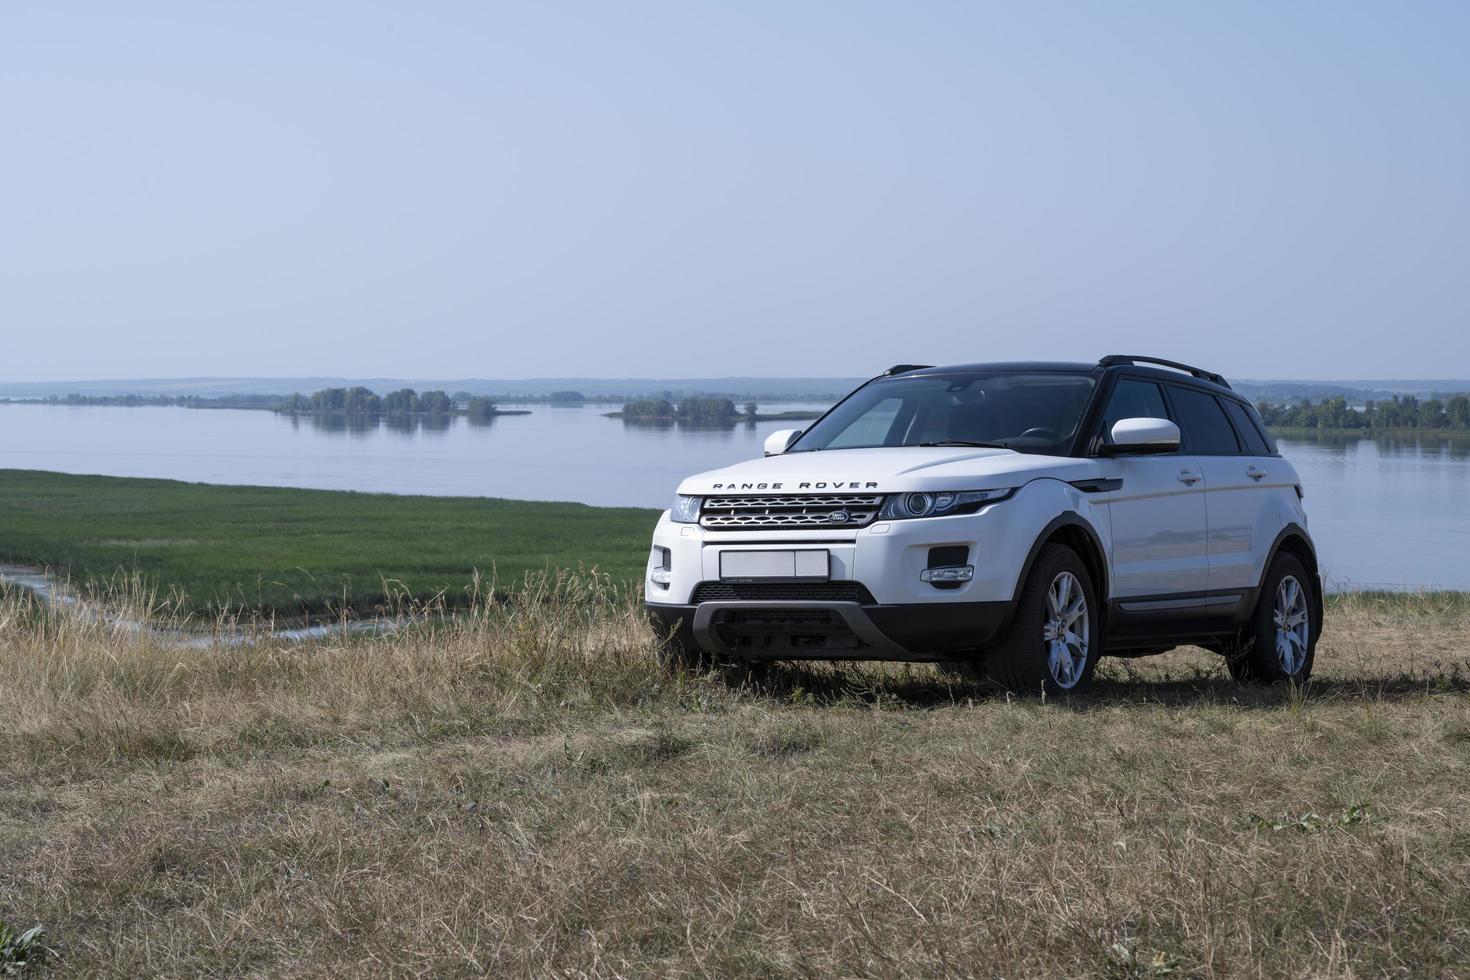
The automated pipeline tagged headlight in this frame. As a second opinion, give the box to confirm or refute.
[670,495,703,523]
[878,488,1014,520]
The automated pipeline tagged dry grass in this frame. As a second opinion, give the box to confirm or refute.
[2,580,1468,977]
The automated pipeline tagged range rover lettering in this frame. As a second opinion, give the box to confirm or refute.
[645,356,1322,694]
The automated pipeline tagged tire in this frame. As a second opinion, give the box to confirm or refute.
[1227,553,1317,685]
[987,543,1099,696]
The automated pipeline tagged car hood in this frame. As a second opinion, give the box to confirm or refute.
[676,446,1100,496]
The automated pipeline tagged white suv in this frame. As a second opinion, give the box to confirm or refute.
[645,356,1322,693]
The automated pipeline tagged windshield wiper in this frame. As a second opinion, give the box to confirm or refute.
[917,440,1011,449]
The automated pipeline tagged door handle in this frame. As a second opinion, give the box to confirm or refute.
[1177,470,1200,486]
[1246,466,1266,482]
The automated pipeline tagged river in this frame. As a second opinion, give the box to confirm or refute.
[2,403,1466,591]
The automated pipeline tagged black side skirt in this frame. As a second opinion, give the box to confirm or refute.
[1105,589,1258,650]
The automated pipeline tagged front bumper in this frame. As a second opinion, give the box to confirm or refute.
[641,483,1098,660]
[644,499,1040,609]
[646,597,1012,661]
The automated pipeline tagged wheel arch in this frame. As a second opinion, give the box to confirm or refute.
[1260,523,1324,633]
[1002,513,1111,640]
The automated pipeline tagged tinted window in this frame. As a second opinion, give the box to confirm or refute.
[1100,379,1170,444]
[1222,399,1271,455]
[1168,386,1240,454]
[792,372,1097,456]
[1242,401,1278,454]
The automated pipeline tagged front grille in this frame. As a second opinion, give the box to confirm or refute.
[699,494,883,530]
[691,581,877,604]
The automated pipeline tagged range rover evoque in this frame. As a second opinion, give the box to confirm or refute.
[645,355,1322,693]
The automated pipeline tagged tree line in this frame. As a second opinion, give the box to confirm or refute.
[620,397,744,422]
[8,393,283,409]
[278,387,499,419]
[1256,394,1470,431]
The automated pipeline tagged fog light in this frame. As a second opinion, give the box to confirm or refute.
[650,546,672,587]
[920,565,973,583]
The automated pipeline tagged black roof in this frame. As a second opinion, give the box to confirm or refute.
[886,357,1236,397]
[897,360,1099,376]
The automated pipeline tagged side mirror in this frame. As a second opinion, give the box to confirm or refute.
[763,428,803,456]
[1104,417,1180,455]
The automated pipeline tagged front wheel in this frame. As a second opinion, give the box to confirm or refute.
[1227,554,1318,685]
[987,543,1099,696]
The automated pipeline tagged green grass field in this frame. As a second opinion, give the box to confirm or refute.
[0,470,657,616]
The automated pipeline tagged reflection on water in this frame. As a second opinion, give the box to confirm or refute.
[1,403,1467,591]
[283,411,459,436]
[1277,429,1470,460]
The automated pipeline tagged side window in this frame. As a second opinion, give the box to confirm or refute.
[1222,399,1271,456]
[1100,379,1170,443]
[1168,386,1241,454]
[1242,401,1278,454]
[824,397,904,449]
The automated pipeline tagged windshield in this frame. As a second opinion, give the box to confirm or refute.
[791,371,1097,455]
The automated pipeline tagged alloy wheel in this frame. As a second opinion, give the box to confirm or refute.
[1042,571,1089,689]
[1273,574,1310,675]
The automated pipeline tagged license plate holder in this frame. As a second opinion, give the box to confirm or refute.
[719,550,830,583]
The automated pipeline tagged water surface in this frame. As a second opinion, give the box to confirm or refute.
[2,404,1466,591]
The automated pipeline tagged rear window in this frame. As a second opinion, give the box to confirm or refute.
[1222,399,1273,456]
[1243,401,1278,454]
[1168,386,1240,454]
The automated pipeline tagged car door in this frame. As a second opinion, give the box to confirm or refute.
[1205,396,1295,593]
[1164,385,1251,598]
[1097,378,1210,598]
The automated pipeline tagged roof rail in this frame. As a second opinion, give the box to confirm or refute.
[884,363,932,376]
[1098,355,1230,389]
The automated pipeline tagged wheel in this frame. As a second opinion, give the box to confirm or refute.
[1227,554,1317,685]
[986,543,1098,695]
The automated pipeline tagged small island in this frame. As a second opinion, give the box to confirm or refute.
[605,398,822,423]
[276,387,531,421]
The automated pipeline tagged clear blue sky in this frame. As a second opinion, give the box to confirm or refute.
[3,2,1466,382]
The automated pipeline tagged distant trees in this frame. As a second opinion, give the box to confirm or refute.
[620,399,675,420]
[465,397,499,420]
[419,390,454,414]
[380,388,453,414]
[549,390,586,403]
[308,386,380,414]
[744,401,758,418]
[27,393,282,409]
[1449,395,1470,428]
[382,388,418,413]
[1255,393,1470,432]
[677,398,738,422]
[619,397,739,423]
[281,387,494,419]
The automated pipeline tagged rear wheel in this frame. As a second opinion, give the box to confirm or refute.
[987,543,1098,696]
[1227,554,1317,685]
